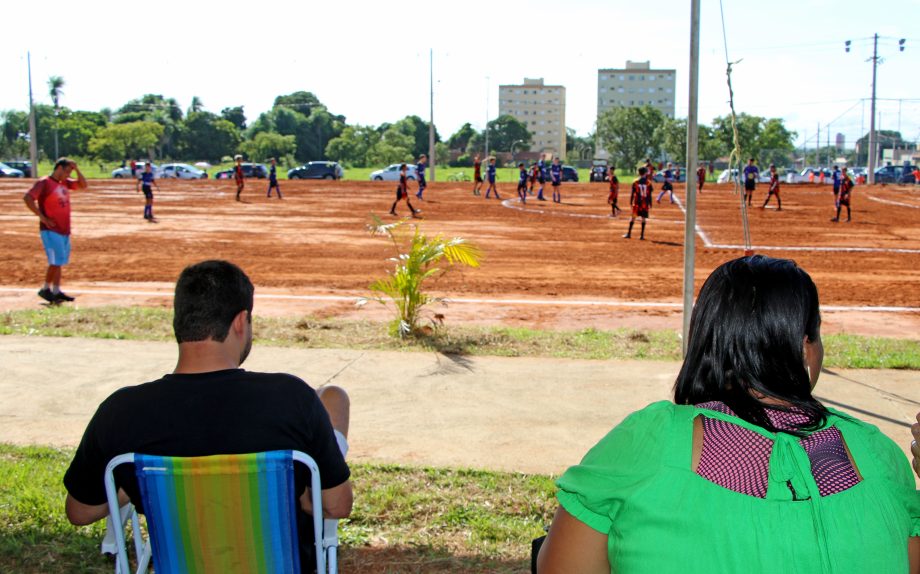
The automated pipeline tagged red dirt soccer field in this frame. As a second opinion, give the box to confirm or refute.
[1,177,919,336]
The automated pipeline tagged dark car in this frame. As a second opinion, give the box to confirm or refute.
[215,163,269,179]
[0,162,24,177]
[542,165,579,182]
[874,164,916,184]
[288,161,344,180]
[589,165,608,182]
[4,160,32,177]
[652,168,687,183]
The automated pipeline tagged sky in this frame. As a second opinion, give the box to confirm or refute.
[1,0,917,152]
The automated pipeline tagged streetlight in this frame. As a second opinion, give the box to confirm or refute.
[510,139,523,166]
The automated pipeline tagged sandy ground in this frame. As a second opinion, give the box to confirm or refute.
[2,336,919,480]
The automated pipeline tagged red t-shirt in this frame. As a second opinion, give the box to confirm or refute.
[27,176,79,236]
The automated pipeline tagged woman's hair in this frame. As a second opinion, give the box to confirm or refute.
[674,255,830,434]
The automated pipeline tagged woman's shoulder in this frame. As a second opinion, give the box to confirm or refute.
[828,407,914,486]
[579,401,688,469]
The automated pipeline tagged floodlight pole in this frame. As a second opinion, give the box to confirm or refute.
[485,76,490,157]
[868,33,878,184]
[429,48,436,182]
[27,52,39,176]
[681,0,701,356]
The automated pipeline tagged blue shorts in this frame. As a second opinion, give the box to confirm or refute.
[40,230,71,266]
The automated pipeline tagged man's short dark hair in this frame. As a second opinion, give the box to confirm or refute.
[55,157,72,169]
[173,260,254,343]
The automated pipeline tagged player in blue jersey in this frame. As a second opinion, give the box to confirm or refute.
[415,154,428,200]
[517,163,529,204]
[485,157,500,199]
[136,162,160,222]
[656,162,676,204]
[832,165,841,208]
[550,157,562,203]
[535,156,547,201]
[742,158,759,207]
[267,158,282,199]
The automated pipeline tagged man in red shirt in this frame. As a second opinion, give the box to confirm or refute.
[23,158,87,303]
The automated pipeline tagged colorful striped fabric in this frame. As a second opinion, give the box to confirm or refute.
[134,451,301,574]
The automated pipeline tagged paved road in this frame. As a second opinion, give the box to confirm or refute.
[2,336,918,478]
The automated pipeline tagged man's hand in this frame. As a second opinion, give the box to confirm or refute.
[911,413,920,478]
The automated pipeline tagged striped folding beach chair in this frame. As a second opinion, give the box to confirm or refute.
[104,450,338,574]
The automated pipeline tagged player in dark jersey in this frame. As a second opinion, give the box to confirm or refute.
[267,158,282,199]
[137,162,160,222]
[535,157,547,201]
[415,154,428,200]
[742,158,759,207]
[607,166,621,217]
[832,165,841,209]
[644,159,656,183]
[472,154,483,196]
[550,157,563,203]
[656,162,676,204]
[624,167,653,240]
[697,164,706,193]
[233,155,245,201]
[485,157,500,199]
[761,164,782,211]
[389,163,420,218]
[831,167,853,223]
[517,163,529,204]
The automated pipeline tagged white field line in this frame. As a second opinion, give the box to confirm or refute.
[0,287,917,313]
[653,192,714,246]
[708,243,920,254]
[500,197,685,224]
[867,195,920,209]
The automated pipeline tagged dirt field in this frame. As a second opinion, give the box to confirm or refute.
[1,177,919,335]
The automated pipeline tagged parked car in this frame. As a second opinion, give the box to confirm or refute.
[160,163,208,180]
[112,162,159,178]
[785,167,833,184]
[0,162,24,177]
[370,163,418,181]
[540,164,579,182]
[589,160,608,182]
[214,163,268,179]
[3,160,31,177]
[288,161,344,180]
[717,169,738,184]
[874,164,916,184]
[652,168,687,183]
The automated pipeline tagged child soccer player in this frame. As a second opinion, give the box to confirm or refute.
[742,158,759,207]
[550,157,562,203]
[517,163,528,204]
[624,167,653,240]
[761,164,782,211]
[472,154,483,196]
[415,154,428,200]
[644,158,656,182]
[697,164,706,194]
[267,158,282,199]
[656,162,676,204]
[831,166,853,223]
[485,157,500,199]
[608,166,621,217]
[528,162,539,195]
[390,163,420,218]
[137,162,160,222]
[234,155,244,201]
[535,156,547,201]
[832,165,841,208]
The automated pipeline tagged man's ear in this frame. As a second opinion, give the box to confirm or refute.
[231,309,248,337]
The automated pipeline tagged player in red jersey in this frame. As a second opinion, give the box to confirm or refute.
[472,154,483,196]
[233,155,244,201]
[644,159,656,182]
[607,165,621,217]
[761,164,782,211]
[389,163,420,218]
[697,164,706,193]
[831,167,853,223]
[528,161,540,195]
[624,167,653,240]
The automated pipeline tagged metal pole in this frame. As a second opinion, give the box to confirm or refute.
[27,52,38,176]
[429,49,435,182]
[816,122,820,167]
[681,0,701,356]
[868,33,879,184]
[826,126,830,166]
[485,76,490,157]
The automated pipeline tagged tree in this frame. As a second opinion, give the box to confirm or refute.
[115,95,183,158]
[239,132,296,163]
[325,125,380,167]
[854,130,908,166]
[757,118,796,167]
[658,117,687,164]
[188,96,204,116]
[389,115,440,158]
[274,91,322,116]
[597,106,666,169]
[48,76,65,158]
[447,123,476,152]
[366,125,415,166]
[0,110,30,157]
[698,125,726,163]
[485,115,532,153]
[221,106,246,130]
[181,112,241,162]
[54,111,106,157]
[89,121,163,161]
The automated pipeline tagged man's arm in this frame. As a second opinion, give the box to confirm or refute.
[23,194,56,229]
[71,162,87,190]
[299,479,353,519]
[65,489,129,526]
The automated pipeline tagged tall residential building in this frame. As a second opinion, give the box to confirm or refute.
[597,61,676,120]
[498,78,566,157]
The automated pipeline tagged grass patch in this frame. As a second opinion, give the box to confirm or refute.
[1,305,918,368]
[0,444,555,573]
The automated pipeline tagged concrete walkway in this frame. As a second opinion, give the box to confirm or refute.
[2,336,918,477]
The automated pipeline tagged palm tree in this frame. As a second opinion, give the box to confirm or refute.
[362,217,481,338]
[48,76,65,158]
[189,96,204,115]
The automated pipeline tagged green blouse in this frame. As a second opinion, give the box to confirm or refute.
[556,401,920,573]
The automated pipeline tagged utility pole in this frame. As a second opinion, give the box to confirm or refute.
[816,123,820,166]
[429,49,435,182]
[681,0,701,356]
[484,76,490,157]
[27,52,38,176]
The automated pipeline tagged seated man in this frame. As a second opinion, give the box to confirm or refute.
[63,259,352,569]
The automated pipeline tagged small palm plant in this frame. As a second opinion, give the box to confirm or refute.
[362,216,481,338]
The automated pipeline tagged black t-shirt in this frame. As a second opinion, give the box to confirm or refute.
[64,369,350,511]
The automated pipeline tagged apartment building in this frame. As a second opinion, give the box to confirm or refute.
[597,61,676,120]
[498,78,566,157]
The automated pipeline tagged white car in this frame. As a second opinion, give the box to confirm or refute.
[112,162,159,179]
[160,163,208,180]
[369,163,418,181]
[716,168,738,184]
[786,167,833,184]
